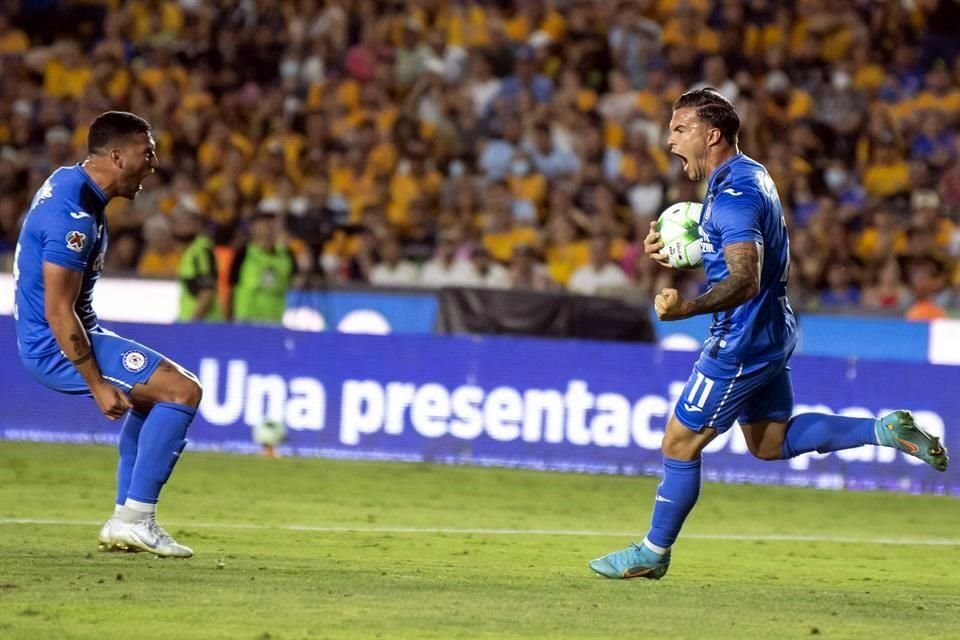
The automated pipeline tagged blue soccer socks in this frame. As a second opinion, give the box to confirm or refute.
[645,456,703,550]
[782,413,877,459]
[115,409,148,506]
[126,402,195,504]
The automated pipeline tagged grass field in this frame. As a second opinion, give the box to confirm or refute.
[0,442,957,640]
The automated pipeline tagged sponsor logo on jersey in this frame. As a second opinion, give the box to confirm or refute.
[65,230,87,252]
[122,350,148,373]
[723,188,743,196]
[70,211,91,219]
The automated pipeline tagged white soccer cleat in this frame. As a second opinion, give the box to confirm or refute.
[97,517,134,552]
[111,516,194,558]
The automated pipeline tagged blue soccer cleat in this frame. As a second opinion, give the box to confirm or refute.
[588,543,671,580]
[875,410,949,472]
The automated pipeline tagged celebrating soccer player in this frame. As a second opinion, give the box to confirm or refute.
[13,111,200,558]
[588,89,949,580]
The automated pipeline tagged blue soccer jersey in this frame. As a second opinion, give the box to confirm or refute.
[696,153,797,373]
[13,165,110,358]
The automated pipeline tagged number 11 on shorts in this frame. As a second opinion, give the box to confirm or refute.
[686,372,714,411]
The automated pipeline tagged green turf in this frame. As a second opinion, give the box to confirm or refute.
[0,442,957,640]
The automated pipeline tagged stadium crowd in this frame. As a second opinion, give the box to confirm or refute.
[0,0,958,320]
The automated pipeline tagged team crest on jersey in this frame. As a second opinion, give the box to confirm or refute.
[65,230,87,252]
[122,350,148,373]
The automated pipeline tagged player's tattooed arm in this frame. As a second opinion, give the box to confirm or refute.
[684,241,761,317]
[68,333,91,365]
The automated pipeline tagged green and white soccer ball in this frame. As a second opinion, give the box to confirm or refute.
[656,201,703,270]
[252,419,287,447]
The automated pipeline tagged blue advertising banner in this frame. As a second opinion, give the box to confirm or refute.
[1,316,955,495]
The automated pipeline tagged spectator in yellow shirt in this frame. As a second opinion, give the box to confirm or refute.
[862,141,911,200]
[138,215,183,278]
[0,15,29,54]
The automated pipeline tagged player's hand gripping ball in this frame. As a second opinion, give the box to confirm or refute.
[655,201,703,269]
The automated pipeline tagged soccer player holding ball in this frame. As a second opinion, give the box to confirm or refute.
[588,89,949,580]
[13,112,199,558]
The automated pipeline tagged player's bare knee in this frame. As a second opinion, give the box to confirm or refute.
[165,375,202,408]
[751,446,783,462]
[661,433,701,461]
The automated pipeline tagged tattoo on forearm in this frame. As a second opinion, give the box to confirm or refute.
[688,242,761,317]
[68,333,91,365]
[69,333,84,357]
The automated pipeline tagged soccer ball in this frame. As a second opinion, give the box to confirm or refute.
[656,201,703,270]
[252,419,287,447]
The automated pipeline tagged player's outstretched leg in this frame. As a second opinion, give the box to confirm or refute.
[99,409,148,552]
[110,361,201,557]
[589,417,716,580]
[779,411,948,472]
[874,410,949,472]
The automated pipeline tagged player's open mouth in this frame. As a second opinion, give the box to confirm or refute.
[673,152,688,171]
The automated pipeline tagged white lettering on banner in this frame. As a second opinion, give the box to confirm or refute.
[484,387,524,441]
[196,358,945,467]
[522,389,565,443]
[341,380,384,444]
[450,385,484,439]
[412,383,450,438]
[245,374,287,427]
[565,381,593,446]
[286,378,325,430]
[385,383,415,435]
[199,359,246,425]
[630,395,668,449]
[593,393,631,447]
[199,359,325,431]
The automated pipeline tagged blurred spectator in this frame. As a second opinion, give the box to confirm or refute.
[905,258,948,321]
[818,263,861,309]
[526,121,579,180]
[227,211,297,324]
[138,215,181,278]
[176,210,221,322]
[418,229,477,288]
[862,259,911,312]
[568,234,630,296]
[369,233,419,287]
[508,244,554,292]
[469,246,511,289]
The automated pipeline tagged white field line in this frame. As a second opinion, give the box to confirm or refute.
[0,518,958,546]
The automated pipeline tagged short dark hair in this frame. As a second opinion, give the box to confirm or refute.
[87,111,151,155]
[673,88,740,146]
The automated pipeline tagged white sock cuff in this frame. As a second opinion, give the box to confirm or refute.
[124,498,157,514]
[642,537,669,556]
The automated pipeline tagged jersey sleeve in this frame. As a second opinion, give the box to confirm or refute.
[40,204,98,272]
[712,188,763,248]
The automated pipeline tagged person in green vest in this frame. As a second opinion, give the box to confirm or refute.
[176,209,223,322]
[226,209,297,324]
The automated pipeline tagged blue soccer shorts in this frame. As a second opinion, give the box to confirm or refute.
[19,327,165,397]
[673,352,795,434]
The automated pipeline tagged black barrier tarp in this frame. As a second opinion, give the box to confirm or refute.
[436,287,656,343]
